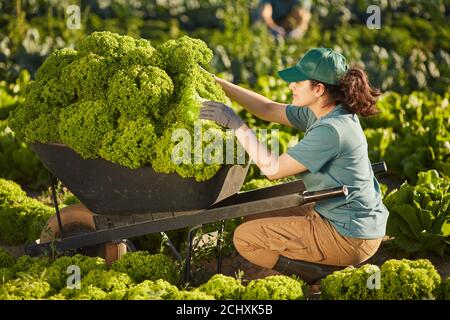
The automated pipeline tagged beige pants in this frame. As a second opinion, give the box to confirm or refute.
[233,203,382,269]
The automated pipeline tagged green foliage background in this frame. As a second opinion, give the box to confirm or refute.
[0,0,448,267]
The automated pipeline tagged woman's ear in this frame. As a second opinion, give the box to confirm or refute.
[314,82,326,97]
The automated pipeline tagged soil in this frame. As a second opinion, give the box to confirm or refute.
[1,244,26,259]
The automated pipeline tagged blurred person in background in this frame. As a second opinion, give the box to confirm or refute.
[260,0,312,39]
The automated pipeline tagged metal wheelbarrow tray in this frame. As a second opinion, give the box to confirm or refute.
[30,143,249,215]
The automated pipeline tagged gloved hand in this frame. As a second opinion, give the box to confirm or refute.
[200,101,244,130]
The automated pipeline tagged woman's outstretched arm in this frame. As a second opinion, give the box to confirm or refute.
[214,77,293,127]
[199,101,306,179]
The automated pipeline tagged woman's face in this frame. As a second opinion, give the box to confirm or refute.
[289,80,321,107]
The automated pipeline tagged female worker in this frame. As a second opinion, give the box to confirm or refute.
[199,48,389,283]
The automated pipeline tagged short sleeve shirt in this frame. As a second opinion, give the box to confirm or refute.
[285,104,389,239]
[260,0,306,22]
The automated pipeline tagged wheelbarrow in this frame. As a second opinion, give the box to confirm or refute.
[26,142,388,284]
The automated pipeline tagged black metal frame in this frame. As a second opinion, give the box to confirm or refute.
[26,162,387,284]
[48,172,65,238]
[184,225,203,284]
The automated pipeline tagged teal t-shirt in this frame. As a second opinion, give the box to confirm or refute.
[285,104,389,239]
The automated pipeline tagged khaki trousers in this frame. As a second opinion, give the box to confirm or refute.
[233,203,382,269]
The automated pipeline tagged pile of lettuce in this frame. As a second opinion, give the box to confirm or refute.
[9,31,232,181]
[0,250,182,300]
[242,275,306,300]
[321,259,443,300]
[1,248,448,300]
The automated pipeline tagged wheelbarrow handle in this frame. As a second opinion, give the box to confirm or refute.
[301,185,348,203]
[300,162,387,203]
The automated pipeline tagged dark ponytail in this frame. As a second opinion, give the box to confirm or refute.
[310,67,381,117]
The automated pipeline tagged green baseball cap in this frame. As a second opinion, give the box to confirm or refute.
[278,48,349,85]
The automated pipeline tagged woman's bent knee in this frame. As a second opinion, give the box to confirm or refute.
[233,222,279,269]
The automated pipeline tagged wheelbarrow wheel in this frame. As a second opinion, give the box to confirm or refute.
[39,203,127,265]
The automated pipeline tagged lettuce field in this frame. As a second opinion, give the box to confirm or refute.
[0,0,449,301]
